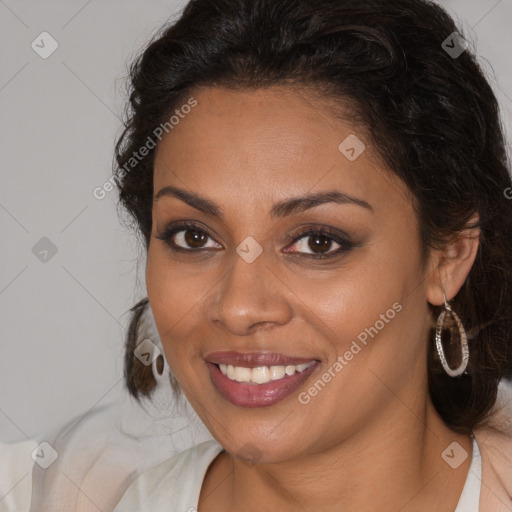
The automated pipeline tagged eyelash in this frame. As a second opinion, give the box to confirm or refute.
[155,221,354,260]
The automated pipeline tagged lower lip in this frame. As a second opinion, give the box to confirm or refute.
[206,362,319,408]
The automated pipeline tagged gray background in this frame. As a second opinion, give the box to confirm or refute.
[1,0,511,442]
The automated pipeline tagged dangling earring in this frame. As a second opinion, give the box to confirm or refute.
[435,291,469,377]
[144,304,171,388]
[151,345,171,386]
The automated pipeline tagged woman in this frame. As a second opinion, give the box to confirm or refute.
[112,0,512,510]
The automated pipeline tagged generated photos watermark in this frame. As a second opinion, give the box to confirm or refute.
[298,301,403,404]
[93,97,198,200]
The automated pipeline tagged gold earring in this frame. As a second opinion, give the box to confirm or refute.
[435,292,469,377]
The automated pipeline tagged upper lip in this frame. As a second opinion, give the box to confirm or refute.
[204,351,318,367]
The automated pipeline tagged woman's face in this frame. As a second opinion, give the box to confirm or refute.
[147,85,435,463]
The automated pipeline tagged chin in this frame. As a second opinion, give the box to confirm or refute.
[211,422,312,465]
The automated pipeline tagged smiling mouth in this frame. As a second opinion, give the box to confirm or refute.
[205,353,321,407]
[216,361,316,384]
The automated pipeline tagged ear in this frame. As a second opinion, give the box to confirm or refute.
[425,213,480,305]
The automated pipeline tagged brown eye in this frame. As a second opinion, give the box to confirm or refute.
[307,234,334,254]
[184,228,208,248]
[155,222,222,251]
[289,232,342,256]
[283,226,355,260]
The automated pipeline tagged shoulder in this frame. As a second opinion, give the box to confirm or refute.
[0,439,38,512]
[112,439,223,511]
[473,386,512,511]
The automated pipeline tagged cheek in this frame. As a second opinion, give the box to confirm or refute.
[285,246,408,336]
[289,239,424,377]
[145,250,202,362]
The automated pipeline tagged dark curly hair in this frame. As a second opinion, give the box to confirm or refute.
[113,0,512,434]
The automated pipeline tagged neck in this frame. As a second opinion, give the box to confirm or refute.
[202,397,473,512]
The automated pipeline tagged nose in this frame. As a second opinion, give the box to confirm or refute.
[207,248,293,336]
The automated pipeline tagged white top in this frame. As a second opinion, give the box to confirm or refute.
[113,434,482,511]
[0,439,38,512]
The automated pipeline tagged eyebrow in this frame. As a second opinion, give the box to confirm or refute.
[154,185,373,218]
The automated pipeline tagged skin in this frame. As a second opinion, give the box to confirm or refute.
[146,85,480,511]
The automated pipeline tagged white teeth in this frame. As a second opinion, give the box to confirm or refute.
[218,361,315,384]
[285,365,295,376]
[227,365,236,380]
[251,366,271,384]
[234,366,252,382]
[270,366,286,380]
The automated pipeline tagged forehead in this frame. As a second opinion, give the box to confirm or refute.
[152,86,407,215]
